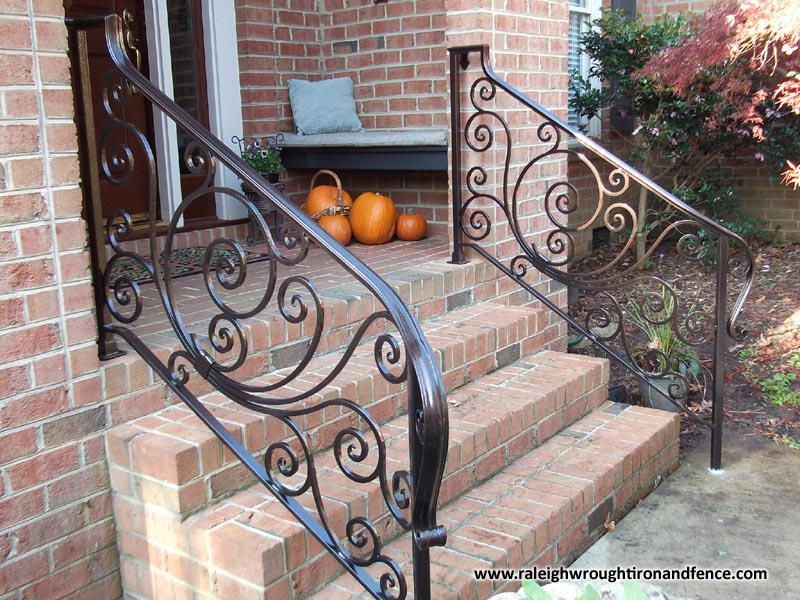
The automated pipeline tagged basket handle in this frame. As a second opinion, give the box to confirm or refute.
[310,169,344,207]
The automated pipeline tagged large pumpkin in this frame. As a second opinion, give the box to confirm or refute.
[317,214,352,246]
[396,211,427,241]
[304,170,352,219]
[350,192,396,245]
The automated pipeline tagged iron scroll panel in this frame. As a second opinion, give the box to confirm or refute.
[448,45,754,469]
[73,15,449,600]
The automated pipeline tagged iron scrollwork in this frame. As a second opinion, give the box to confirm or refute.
[73,14,449,600]
[449,45,754,469]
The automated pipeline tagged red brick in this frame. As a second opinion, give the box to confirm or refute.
[0,363,31,400]
[9,156,45,190]
[0,123,40,154]
[0,550,49,593]
[0,53,33,85]
[0,322,61,362]
[31,352,67,386]
[17,223,52,255]
[20,546,118,599]
[25,288,59,321]
[37,53,71,84]
[208,520,284,586]
[129,433,199,485]
[0,427,38,465]
[34,19,67,52]
[0,259,55,294]
[0,385,69,428]
[2,88,39,117]
[7,444,81,492]
[0,18,32,50]
[0,487,45,530]
[0,192,48,224]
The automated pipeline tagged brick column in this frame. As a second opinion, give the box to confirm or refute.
[0,3,120,598]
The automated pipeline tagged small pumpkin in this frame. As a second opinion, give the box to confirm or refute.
[317,213,352,246]
[304,170,352,219]
[350,192,396,245]
[396,210,427,241]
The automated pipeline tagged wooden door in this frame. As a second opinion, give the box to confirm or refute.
[67,0,215,226]
[67,0,155,225]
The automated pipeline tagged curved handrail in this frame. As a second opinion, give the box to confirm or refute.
[449,45,754,469]
[75,14,448,599]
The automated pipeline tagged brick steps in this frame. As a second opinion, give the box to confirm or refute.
[101,237,553,425]
[107,301,547,517]
[313,404,680,600]
[108,348,613,599]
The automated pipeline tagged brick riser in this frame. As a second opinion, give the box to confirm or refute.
[314,405,680,600]
[109,347,610,599]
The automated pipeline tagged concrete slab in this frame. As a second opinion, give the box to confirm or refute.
[570,429,800,599]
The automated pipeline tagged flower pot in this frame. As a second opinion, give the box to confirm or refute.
[241,173,281,213]
[637,374,685,412]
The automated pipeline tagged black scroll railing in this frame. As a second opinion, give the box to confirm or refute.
[448,45,754,470]
[68,15,448,600]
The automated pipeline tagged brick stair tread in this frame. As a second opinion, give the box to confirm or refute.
[106,301,551,512]
[111,349,610,599]
[311,403,679,599]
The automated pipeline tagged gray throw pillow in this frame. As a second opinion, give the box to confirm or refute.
[287,77,364,135]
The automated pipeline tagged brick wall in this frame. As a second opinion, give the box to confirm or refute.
[446,0,571,347]
[234,0,451,226]
[0,3,121,599]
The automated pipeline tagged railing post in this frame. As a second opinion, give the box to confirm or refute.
[448,48,467,265]
[711,235,729,470]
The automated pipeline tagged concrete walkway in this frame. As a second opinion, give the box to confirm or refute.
[570,428,799,599]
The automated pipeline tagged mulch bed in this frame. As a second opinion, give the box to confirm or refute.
[568,240,800,456]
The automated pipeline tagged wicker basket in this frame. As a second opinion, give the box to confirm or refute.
[302,169,351,220]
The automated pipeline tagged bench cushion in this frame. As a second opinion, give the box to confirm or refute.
[277,129,449,171]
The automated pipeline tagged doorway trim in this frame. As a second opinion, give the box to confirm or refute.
[142,1,245,226]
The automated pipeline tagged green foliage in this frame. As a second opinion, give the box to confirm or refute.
[241,139,282,174]
[625,286,700,377]
[569,10,689,128]
[760,372,800,407]
[518,580,646,600]
[568,9,795,244]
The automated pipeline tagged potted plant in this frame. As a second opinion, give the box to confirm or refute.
[232,135,284,217]
[237,135,283,184]
[625,285,702,412]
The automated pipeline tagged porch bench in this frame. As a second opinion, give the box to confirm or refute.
[278,128,449,171]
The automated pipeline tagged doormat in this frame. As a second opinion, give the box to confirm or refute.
[106,246,270,285]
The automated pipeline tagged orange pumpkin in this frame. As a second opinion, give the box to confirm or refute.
[304,170,352,218]
[396,211,427,241]
[350,192,396,245]
[317,214,352,246]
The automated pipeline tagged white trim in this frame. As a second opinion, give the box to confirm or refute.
[143,0,184,227]
[143,0,245,223]
[202,2,246,221]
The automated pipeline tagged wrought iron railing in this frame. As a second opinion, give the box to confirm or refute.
[68,15,448,599]
[448,45,754,470]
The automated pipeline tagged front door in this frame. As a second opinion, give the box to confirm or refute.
[66,0,215,227]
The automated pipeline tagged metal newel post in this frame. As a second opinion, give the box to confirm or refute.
[448,48,467,265]
[711,235,729,470]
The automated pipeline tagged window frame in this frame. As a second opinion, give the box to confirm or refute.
[568,0,602,137]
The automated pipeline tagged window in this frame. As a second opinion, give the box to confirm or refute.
[568,0,601,134]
